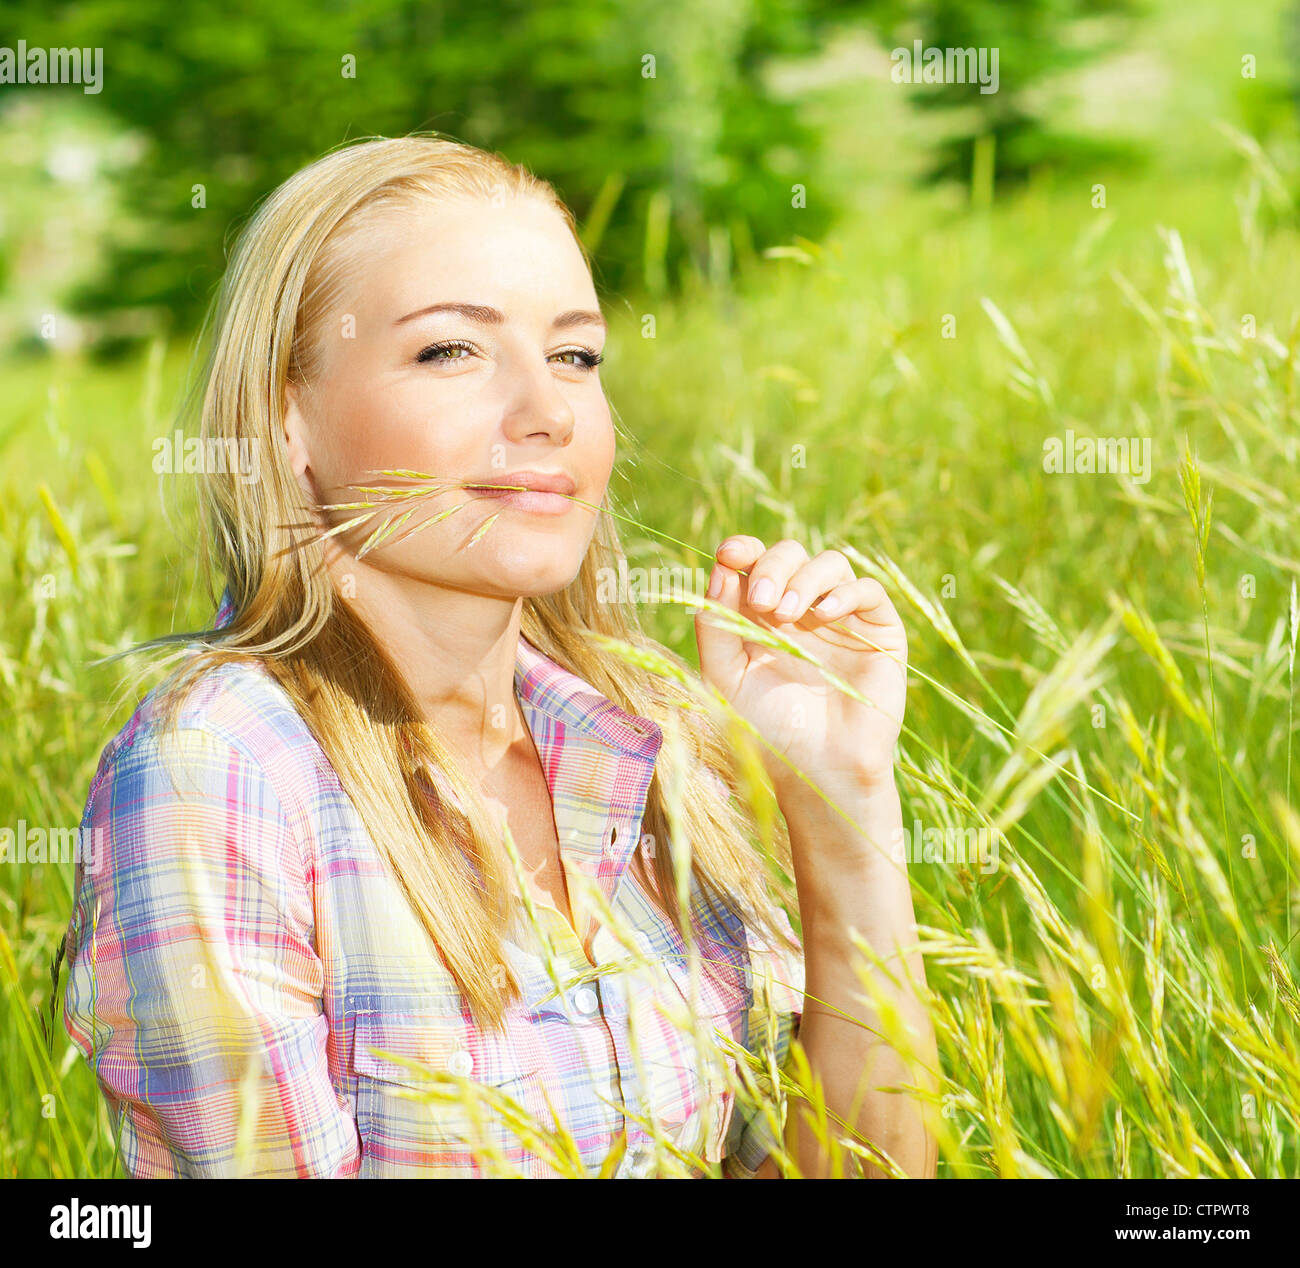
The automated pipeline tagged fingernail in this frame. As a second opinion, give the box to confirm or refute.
[815,594,842,617]
[706,565,723,599]
[749,578,775,607]
[775,590,800,618]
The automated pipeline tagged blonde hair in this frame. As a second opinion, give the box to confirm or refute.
[116,134,798,1030]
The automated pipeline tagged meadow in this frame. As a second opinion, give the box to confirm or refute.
[3,0,1300,1177]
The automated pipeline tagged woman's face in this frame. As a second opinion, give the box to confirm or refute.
[283,194,614,601]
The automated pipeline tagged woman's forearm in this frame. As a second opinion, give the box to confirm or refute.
[775,769,939,1178]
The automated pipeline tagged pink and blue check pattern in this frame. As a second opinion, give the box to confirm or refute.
[62,590,804,1177]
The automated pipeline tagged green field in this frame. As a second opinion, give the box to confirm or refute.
[4,0,1300,1177]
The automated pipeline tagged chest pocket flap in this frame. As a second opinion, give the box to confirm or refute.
[348,990,545,1176]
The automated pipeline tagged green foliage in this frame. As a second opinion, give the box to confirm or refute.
[3,0,1157,342]
[10,0,848,331]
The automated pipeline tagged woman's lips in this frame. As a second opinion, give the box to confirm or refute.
[464,470,578,517]
[471,486,575,515]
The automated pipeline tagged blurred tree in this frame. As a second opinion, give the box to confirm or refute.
[7,0,845,340]
[7,0,1141,344]
[866,0,1141,193]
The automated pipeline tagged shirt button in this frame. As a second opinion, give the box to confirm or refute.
[617,1142,654,1177]
[447,1049,474,1077]
[573,985,600,1017]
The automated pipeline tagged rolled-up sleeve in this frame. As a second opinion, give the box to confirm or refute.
[62,723,359,1178]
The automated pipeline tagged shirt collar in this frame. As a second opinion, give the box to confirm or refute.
[513,634,663,907]
[513,633,663,760]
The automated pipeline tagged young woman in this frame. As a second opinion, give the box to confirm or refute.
[60,135,938,1179]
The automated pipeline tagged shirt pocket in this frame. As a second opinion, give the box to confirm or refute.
[347,991,541,1177]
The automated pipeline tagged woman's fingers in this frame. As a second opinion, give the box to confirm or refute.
[767,549,858,622]
[710,535,902,641]
[805,575,895,626]
[716,537,811,612]
[717,538,861,625]
[696,556,749,696]
[714,535,766,574]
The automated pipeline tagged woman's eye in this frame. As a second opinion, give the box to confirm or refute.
[416,341,474,364]
[553,348,605,370]
[415,342,603,369]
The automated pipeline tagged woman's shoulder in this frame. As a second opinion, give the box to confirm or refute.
[67,658,325,986]
[87,655,323,807]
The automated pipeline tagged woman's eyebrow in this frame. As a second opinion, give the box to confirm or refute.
[394,301,606,331]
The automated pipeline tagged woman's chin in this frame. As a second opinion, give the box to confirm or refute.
[502,566,585,600]
[468,547,587,599]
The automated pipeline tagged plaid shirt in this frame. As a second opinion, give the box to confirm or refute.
[62,590,804,1178]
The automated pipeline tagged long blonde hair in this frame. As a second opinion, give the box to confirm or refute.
[117,134,798,1030]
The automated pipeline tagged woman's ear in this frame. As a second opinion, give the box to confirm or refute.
[282,380,318,504]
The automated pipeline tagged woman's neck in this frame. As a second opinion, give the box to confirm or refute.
[330,557,528,758]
